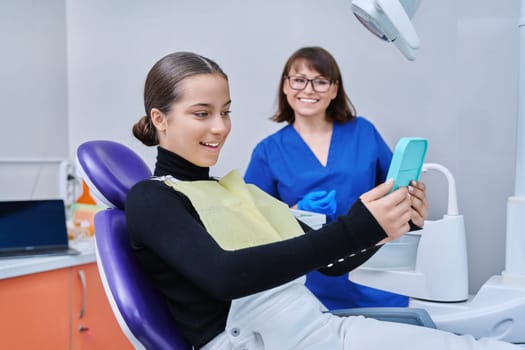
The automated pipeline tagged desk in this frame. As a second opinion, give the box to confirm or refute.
[0,238,96,279]
[0,238,133,350]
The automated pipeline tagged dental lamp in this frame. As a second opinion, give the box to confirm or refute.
[351,0,421,60]
[350,0,525,344]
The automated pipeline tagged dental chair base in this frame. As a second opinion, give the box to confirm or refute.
[410,275,525,345]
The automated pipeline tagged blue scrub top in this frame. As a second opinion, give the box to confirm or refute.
[244,116,409,309]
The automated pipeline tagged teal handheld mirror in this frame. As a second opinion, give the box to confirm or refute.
[386,137,428,191]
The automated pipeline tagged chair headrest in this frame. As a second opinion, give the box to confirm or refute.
[76,140,152,209]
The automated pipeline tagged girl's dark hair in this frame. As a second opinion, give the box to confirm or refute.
[273,46,356,124]
[132,52,228,146]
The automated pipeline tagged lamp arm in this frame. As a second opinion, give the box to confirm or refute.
[377,0,420,49]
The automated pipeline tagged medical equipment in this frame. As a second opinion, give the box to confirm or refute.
[351,0,421,60]
[350,1,525,344]
[351,163,469,303]
[350,163,525,343]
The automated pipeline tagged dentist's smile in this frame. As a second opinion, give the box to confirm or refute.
[298,97,319,104]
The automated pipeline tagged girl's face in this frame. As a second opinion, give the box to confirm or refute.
[283,61,338,121]
[152,73,231,167]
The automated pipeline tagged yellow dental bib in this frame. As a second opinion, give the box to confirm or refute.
[161,170,304,250]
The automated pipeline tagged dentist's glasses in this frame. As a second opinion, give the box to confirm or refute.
[285,75,334,93]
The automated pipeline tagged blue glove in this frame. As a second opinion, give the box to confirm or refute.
[297,189,337,216]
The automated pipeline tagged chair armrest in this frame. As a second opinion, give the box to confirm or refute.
[329,307,436,328]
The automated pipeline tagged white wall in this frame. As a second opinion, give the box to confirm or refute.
[0,0,68,199]
[1,0,520,294]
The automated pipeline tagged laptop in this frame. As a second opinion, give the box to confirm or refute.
[0,199,80,258]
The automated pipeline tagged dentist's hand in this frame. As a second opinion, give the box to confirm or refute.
[297,189,337,216]
[360,180,411,243]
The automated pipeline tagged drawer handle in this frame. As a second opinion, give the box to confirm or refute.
[78,270,87,319]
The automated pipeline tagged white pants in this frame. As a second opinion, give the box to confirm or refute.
[202,277,519,350]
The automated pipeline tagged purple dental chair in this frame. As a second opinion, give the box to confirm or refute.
[76,140,435,350]
[76,140,191,350]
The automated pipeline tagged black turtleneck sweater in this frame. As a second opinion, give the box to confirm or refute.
[125,146,387,348]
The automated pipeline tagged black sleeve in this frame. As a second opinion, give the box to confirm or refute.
[313,218,421,276]
[294,203,423,276]
[315,246,381,276]
[296,207,381,276]
[126,180,387,300]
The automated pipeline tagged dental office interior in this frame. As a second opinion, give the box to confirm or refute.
[1,0,524,348]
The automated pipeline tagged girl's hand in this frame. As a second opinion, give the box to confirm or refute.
[408,180,428,228]
[360,180,411,243]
